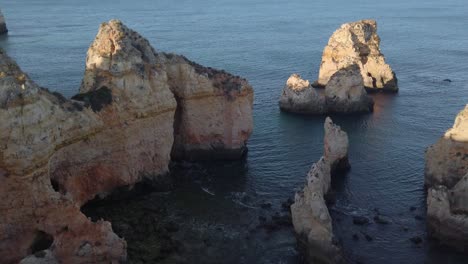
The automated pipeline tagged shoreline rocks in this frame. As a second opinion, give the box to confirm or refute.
[0,19,253,263]
[0,10,7,34]
[279,65,373,114]
[314,19,398,93]
[425,105,468,251]
[291,117,349,263]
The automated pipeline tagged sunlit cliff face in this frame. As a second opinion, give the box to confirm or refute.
[444,105,468,142]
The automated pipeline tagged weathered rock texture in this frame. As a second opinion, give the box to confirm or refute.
[315,19,398,92]
[0,49,127,264]
[162,54,253,160]
[291,117,349,263]
[325,64,373,113]
[0,19,253,263]
[0,10,7,34]
[425,105,468,251]
[279,67,373,114]
[279,74,326,114]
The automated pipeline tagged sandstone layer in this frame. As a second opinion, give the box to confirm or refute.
[425,105,468,251]
[314,19,398,92]
[279,66,373,114]
[0,19,253,263]
[291,117,349,263]
[0,10,6,34]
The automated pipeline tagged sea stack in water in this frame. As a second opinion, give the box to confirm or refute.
[0,19,253,263]
[314,19,398,92]
[425,105,468,251]
[324,64,374,113]
[279,66,373,114]
[279,73,326,114]
[0,10,7,34]
[291,117,349,263]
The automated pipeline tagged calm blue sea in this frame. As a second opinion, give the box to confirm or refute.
[1,0,468,263]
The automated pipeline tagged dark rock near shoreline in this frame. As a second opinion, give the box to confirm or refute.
[373,215,390,225]
[353,216,370,225]
[0,10,7,35]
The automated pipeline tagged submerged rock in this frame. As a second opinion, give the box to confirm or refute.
[279,73,326,114]
[315,19,398,92]
[0,10,7,34]
[352,216,370,226]
[425,105,468,251]
[291,117,349,263]
[0,19,253,263]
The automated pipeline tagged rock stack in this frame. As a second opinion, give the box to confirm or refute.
[314,19,398,92]
[0,20,253,263]
[279,73,326,114]
[425,105,468,251]
[291,117,349,263]
[279,65,373,114]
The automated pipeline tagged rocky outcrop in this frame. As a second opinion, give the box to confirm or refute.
[279,66,373,114]
[0,49,127,264]
[162,54,254,160]
[0,10,7,34]
[0,19,253,263]
[425,105,468,251]
[314,19,398,92]
[291,117,349,263]
[279,74,326,114]
[325,64,374,113]
[81,20,253,161]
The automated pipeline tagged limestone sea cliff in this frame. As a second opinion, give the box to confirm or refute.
[425,105,468,251]
[0,19,253,263]
[291,117,349,263]
[314,19,398,93]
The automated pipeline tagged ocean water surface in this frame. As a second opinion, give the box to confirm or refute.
[1,0,468,263]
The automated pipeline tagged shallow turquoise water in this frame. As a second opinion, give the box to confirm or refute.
[1,0,468,263]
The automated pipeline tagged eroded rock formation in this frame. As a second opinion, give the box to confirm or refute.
[314,19,398,92]
[0,19,253,263]
[325,64,374,113]
[0,10,6,34]
[0,49,127,264]
[425,105,468,251]
[291,117,349,263]
[279,74,326,114]
[162,54,253,160]
[279,66,373,114]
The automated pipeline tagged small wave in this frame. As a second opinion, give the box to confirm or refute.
[201,186,215,196]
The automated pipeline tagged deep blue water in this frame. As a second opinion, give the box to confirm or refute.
[1,0,468,263]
